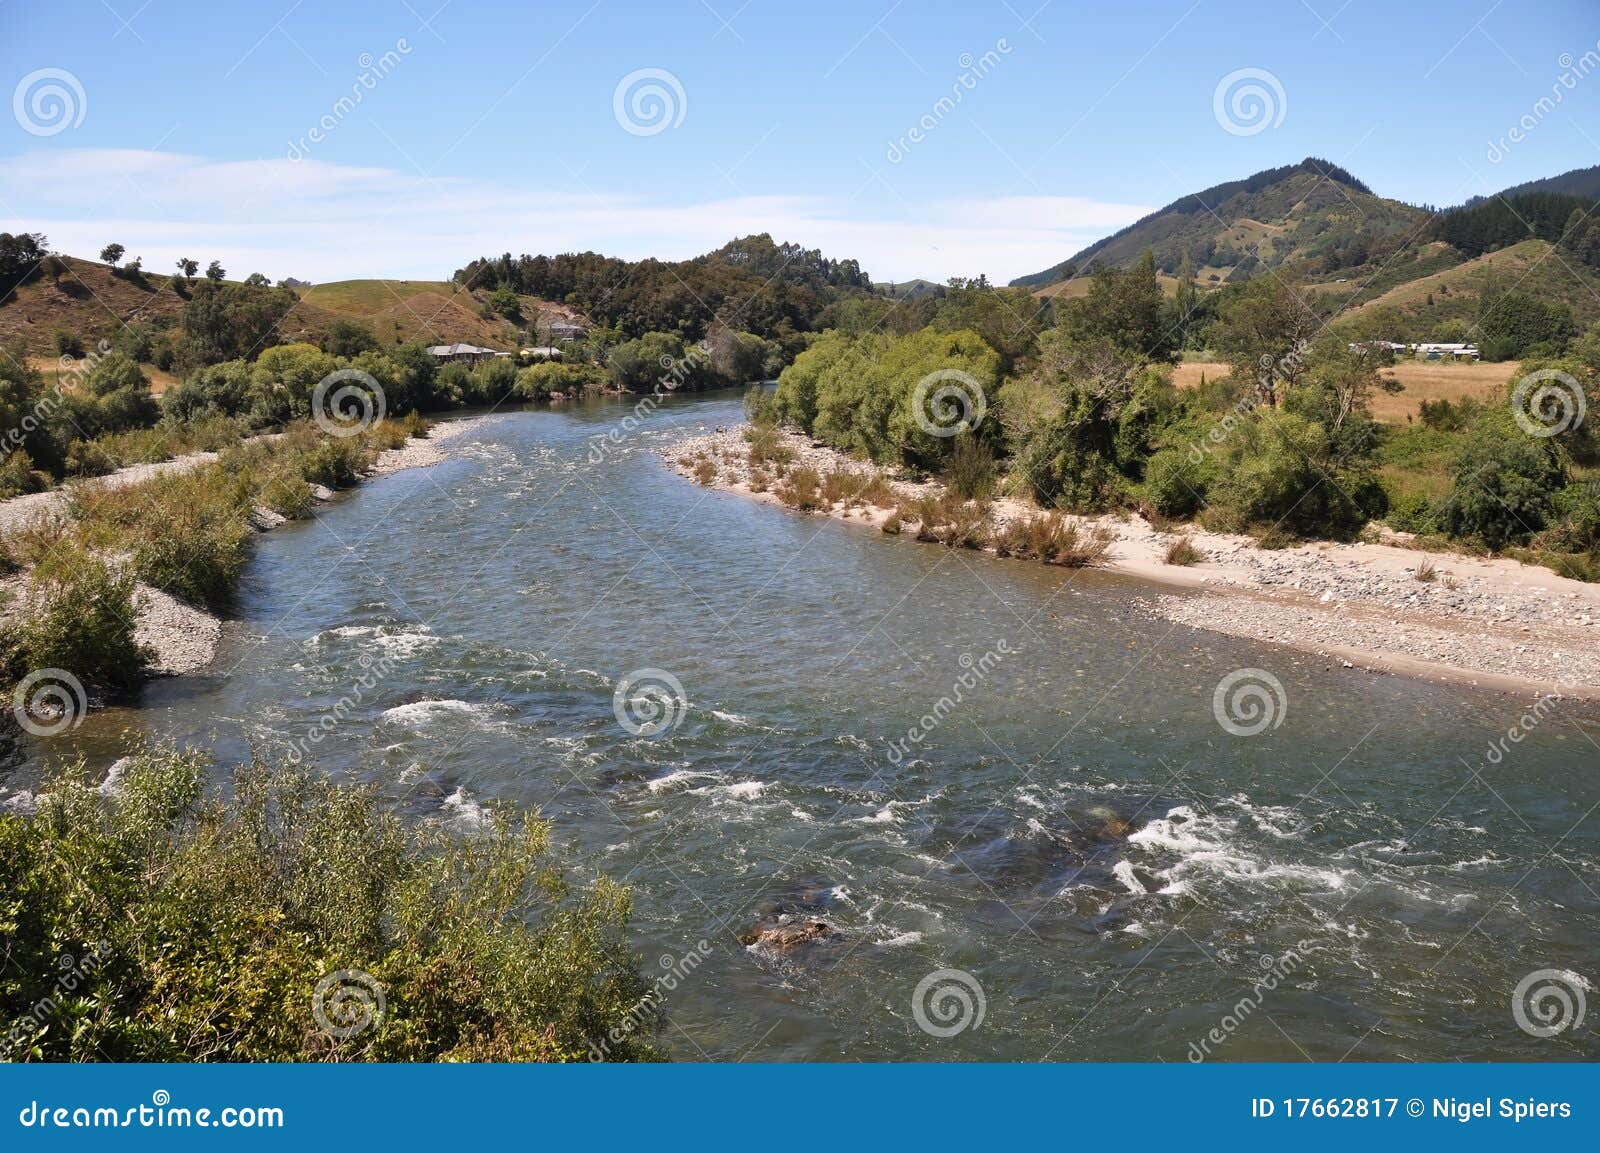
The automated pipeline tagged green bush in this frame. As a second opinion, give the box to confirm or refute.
[1206,411,1378,540]
[513,361,603,402]
[0,450,46,499]
[0,749,661,1062]
[71,465,255,608]
[1387,493,1436,534]
[1143,448,1206,518]
[1435,415,1566,549]
[64,439,115,478]
[2,545,148,688]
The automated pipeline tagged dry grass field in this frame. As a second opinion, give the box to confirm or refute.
[1169,357,1518,422]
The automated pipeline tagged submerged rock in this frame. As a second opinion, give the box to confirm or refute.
[739,916,842,954]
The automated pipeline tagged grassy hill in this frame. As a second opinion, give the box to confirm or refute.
[0,259,566,357]
[1326,238,1600,330]
[0,257,194,354]
[1012,158,1425,288]
[297,279,527,349]
[1034,271,1183,301]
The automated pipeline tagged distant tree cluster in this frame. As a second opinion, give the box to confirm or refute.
[1430,191,1594,258]
[453,233,872,353]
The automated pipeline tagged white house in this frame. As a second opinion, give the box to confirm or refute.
[1415,343,1480,361]
[426,343,508,364]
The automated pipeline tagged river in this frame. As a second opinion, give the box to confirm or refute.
[5,390,1597,1061]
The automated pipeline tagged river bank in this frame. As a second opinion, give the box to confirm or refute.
[0,416,491,679]
[664,424,1600,699]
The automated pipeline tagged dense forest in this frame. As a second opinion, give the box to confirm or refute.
[453,233,873,353]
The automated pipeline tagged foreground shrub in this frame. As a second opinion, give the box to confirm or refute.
[1164,537,1204,565]
[1,545,148,688]
[944,435,996,500]
[0,750,662,1062]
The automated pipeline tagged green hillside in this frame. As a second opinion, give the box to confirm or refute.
[1012,158,1425,287]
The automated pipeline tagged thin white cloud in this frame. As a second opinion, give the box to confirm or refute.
[0,149,1150,285]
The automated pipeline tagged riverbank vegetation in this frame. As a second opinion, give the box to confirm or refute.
[0,417,422,697]
[763,256,1600,577]
[0,747,660,1061]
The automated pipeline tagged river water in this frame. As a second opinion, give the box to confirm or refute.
[5,390,1598,1061]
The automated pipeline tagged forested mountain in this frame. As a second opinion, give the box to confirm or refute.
[1009,158,1600,341]
[1469,164,1600,203]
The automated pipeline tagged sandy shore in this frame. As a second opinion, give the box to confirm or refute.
[371,415,488,476]
[664,425,1600,699]
[1,417,488,680]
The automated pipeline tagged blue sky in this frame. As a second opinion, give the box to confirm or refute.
[3,0,1599,283]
